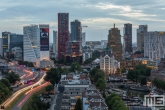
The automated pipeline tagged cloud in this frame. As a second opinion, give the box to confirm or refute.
[0,0,165,42]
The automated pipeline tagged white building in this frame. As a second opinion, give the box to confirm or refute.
[82,32,86,47]
[53,30,58,57]
[100,49,116,74]
[23,24,50,67]
[83,52,92,62]
[144,31,165,63]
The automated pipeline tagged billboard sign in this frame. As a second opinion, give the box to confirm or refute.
[40,28,49,51]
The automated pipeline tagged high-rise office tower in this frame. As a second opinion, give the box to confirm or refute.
[53,30,58,55]
[2,32,10,56]
[2,32,23,58]
[70,20,82,41]
[65,19,82,64]
[58,13,69,60]
[137,25,148,51]
[144,31,165,63]
[82,32,86,47]
[23,24,49,66]
[124,23,132,53]
[107,24,122,61]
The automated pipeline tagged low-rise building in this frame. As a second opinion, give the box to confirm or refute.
[82,88,108,110]
[120,60,141,70]
[54,73,91,110]
[150,58,165,81]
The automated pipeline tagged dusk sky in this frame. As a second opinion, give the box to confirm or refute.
[0,0,165,43]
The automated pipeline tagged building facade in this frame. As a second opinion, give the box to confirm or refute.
[2,32,23,58]
[2,32,10,56]
[0,38,3,56]
[53,30,58,56]
[100,48,115,74]
[82,88,108,110]
[107,24,122,61]
[137,25,148,51]
[82,32,86,47]
[11,47,22,60]
[144,31,165,63]
[70,20,82,41]
[120,60,141,70]
[123,23,132,53]
[58,13,69,60]
[65,19,82,64]
[83,52,92,63]
[54,73,90,110]
[23,24,50,66]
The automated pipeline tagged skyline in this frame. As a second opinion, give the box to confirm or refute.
[0,0,165,43]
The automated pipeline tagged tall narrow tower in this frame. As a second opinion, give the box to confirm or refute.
[58,13,69,60]
[107,24,122,61]
[124,23,132,53]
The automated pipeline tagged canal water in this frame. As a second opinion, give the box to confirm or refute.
[119,87,149,101]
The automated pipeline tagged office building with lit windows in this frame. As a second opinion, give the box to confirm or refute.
[58,13,69,60]
[23,24,50,67]
[2,32,23,58]
[107,24,122,61]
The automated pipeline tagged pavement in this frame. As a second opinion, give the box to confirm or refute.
[50,93,58,110]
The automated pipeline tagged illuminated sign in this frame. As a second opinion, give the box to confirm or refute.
[40,28,49,51]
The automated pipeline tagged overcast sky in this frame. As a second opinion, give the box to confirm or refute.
[0,0,165,43]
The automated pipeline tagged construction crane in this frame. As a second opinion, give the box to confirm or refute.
[82,26,88,28]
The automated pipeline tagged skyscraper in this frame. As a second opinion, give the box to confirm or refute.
[107,24,122,61]
[58,13,69,60]
[70,20,82,41]
[2,32,10,56]
[144,31,165,63]
[53,30,58,55]
[123,23,132,53]
[23,24,50,66]
[137,25,148,51]
[65,19,82,64]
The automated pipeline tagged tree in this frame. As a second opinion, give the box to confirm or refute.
[44,68,60,85]
[117,68,121,74]
[138,75,147,85]
[96,78,106,92]
[45,85,54,92]
[70,62,82,72]
[121,68,126,73]
[105,93,128,110]
[0,78,10,88]
[89,68,99,77]
[74,98,82,110]
[94,72,104,83]
[6,72,20,84]
[145,68,151,76]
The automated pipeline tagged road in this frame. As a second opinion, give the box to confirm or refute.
[11,82,49,110]
[0,72,46,110]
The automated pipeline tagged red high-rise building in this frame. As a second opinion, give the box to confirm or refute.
[58,13,69,59]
